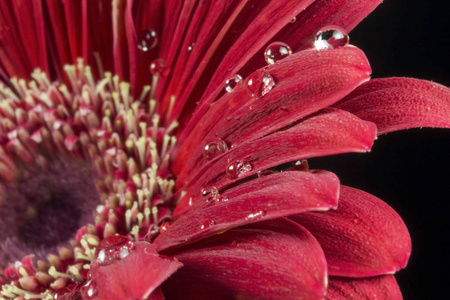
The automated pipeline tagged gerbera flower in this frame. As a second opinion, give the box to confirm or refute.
[0,0,448,299]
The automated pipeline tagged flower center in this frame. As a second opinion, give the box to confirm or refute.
[0,158,99,265]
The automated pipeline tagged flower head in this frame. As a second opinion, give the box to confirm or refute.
[0,0,449,299]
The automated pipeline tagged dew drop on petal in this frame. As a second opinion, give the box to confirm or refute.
[226,160,253,179]
[201,186,220,203]
[137,29,158,52]
[245,210,267,221]
[224,75,243,93]
[200,220,216,230]
[160,221,172,232]
[95,236,135,266]
[290,17,297,23]
[149,58,167,76]
[314,25,349,50]
[245,71,275,98]
[216,194,229,202]
[264,42,292,64]
[203,138,228,160]
[80,280,98,299]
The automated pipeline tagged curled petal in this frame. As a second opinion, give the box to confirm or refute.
[162,219,328,300]
[326,275,402,300]
[175,108,376,211]
[156,170,339,251]
[175,46,372,183]
[335,77,450,134]
[89,242,182,300]
[290,186,411,277]
[241,0,383,74]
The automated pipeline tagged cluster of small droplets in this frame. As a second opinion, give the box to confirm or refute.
[0,59,178,299]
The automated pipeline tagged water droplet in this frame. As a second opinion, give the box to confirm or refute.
[224,74,243,93]
[95,236,135,266]
[216,195,229,202]
[201,186,219,202]
[245,71,275,98]
[314,26,349,50]
[290,17,297,23]
[160,221,172,232]
[149,58,167,76]
[137,29,158,52]
[203,138,228,160]
[80,280,98,299]
[200,220,216,230]
[226,160,253,179]
[187,43,195,51]
[264,42,292,64]
[245,210,267,221]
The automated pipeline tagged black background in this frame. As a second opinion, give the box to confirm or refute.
[310,0,449,299]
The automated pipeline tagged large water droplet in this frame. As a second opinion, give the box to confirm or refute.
[80,280,98,299]
[314,26,349,50]
[264,42,292,64]
[203,138,228,160]
[137,29,158,52]
[245,71,275,98]
[226,160,253,179]
[245,210,267,221]
[149,58,167,76]
[224,75,243,93]
[95,236,135,266]
[201,186,219,202]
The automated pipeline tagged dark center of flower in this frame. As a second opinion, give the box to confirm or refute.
[0,158,100,265]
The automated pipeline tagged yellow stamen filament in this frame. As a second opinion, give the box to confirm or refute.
[48,266,71,279]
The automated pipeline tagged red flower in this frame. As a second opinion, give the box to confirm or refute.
[0,1,448,299]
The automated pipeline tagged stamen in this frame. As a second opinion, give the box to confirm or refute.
[151,114,160,140]
[125,209,132,231]
[137,212,144,228]
[165,95,176,123]
[120,82,131,111]
[130,225,139,241]
[48,266,72,279]
[144,207,151,227]
[139,85,151,102]
[149,99,156,116]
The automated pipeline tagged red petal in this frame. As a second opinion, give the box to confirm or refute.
[164,0,316,122]
[335,77,450,134]
[175,108,376,210]
[155,170,339,251]
[174,46,371,182]
[326,275,402,300]
[290,186,411,277]
[240,0,383,78]
[88,241,182,300]
[161,219,327,300]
